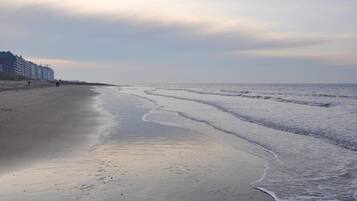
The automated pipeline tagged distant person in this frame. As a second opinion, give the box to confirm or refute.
[56,81,60,87]
[27,80,31,87]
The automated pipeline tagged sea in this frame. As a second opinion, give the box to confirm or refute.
[120,84,357,201]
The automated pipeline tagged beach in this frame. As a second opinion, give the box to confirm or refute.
[0,85,100,173]
[0,85,274,201]
[119,84,357,201]
[1,0,356,200]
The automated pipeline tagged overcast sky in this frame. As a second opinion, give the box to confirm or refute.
[1,0,356,83]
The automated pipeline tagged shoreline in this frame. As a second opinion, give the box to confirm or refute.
[112,88,275,201]
[0,86,275,201]
[133,88,279,201]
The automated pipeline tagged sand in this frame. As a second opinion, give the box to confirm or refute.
[0,80,54,92]
[0,85,99,173]
[0,86,274,201]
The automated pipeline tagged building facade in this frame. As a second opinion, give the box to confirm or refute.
[0,51,54,80]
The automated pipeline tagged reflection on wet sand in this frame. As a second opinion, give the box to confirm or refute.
[0,136,270,201]
[0,88,273,201]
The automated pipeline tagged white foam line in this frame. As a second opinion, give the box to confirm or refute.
[142,106,160,123]
[145,89,357,151]
[122,87,282,201]
[256,187,283,201]
[251,154,282,201]
[91,87,118,146]
[122,86,357,201]
[252,162,269,184]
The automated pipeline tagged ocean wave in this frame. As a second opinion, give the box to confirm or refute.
[311,93,357,99]
[220,89,251,94]
[159,88,333,108]
[125,90,282,201]
[218,87,357,99]
[274,97,332,107]
[122,87,357,201]
[145,90,356,151]
[261,91,357,99]
[174,111,278,158]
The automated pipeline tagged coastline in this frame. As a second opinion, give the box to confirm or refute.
[121,85,357,201]
[0,86,274,201]
[98,87,275,201]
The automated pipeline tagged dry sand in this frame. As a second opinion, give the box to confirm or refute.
[0,80,54,91]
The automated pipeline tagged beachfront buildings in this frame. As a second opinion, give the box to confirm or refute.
[0,51,54,80]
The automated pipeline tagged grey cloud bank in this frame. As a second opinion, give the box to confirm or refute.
[0,1,356,83]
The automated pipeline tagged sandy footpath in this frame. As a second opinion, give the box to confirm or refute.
[0,85,100,173]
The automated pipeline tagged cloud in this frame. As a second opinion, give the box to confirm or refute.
[233,48,357,66]
[1,3,352,59]
[1,1,356,83]
[28,57,75,67]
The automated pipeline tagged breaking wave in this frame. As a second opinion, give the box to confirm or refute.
[145,90,356,151]
[159,88,333,108]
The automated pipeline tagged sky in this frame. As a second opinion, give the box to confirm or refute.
[1,0,357,83]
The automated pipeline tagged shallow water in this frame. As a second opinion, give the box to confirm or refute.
[121,84,357,201]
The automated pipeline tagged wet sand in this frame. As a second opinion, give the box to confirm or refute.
[0,85,100,173]
[0,86,274,201]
